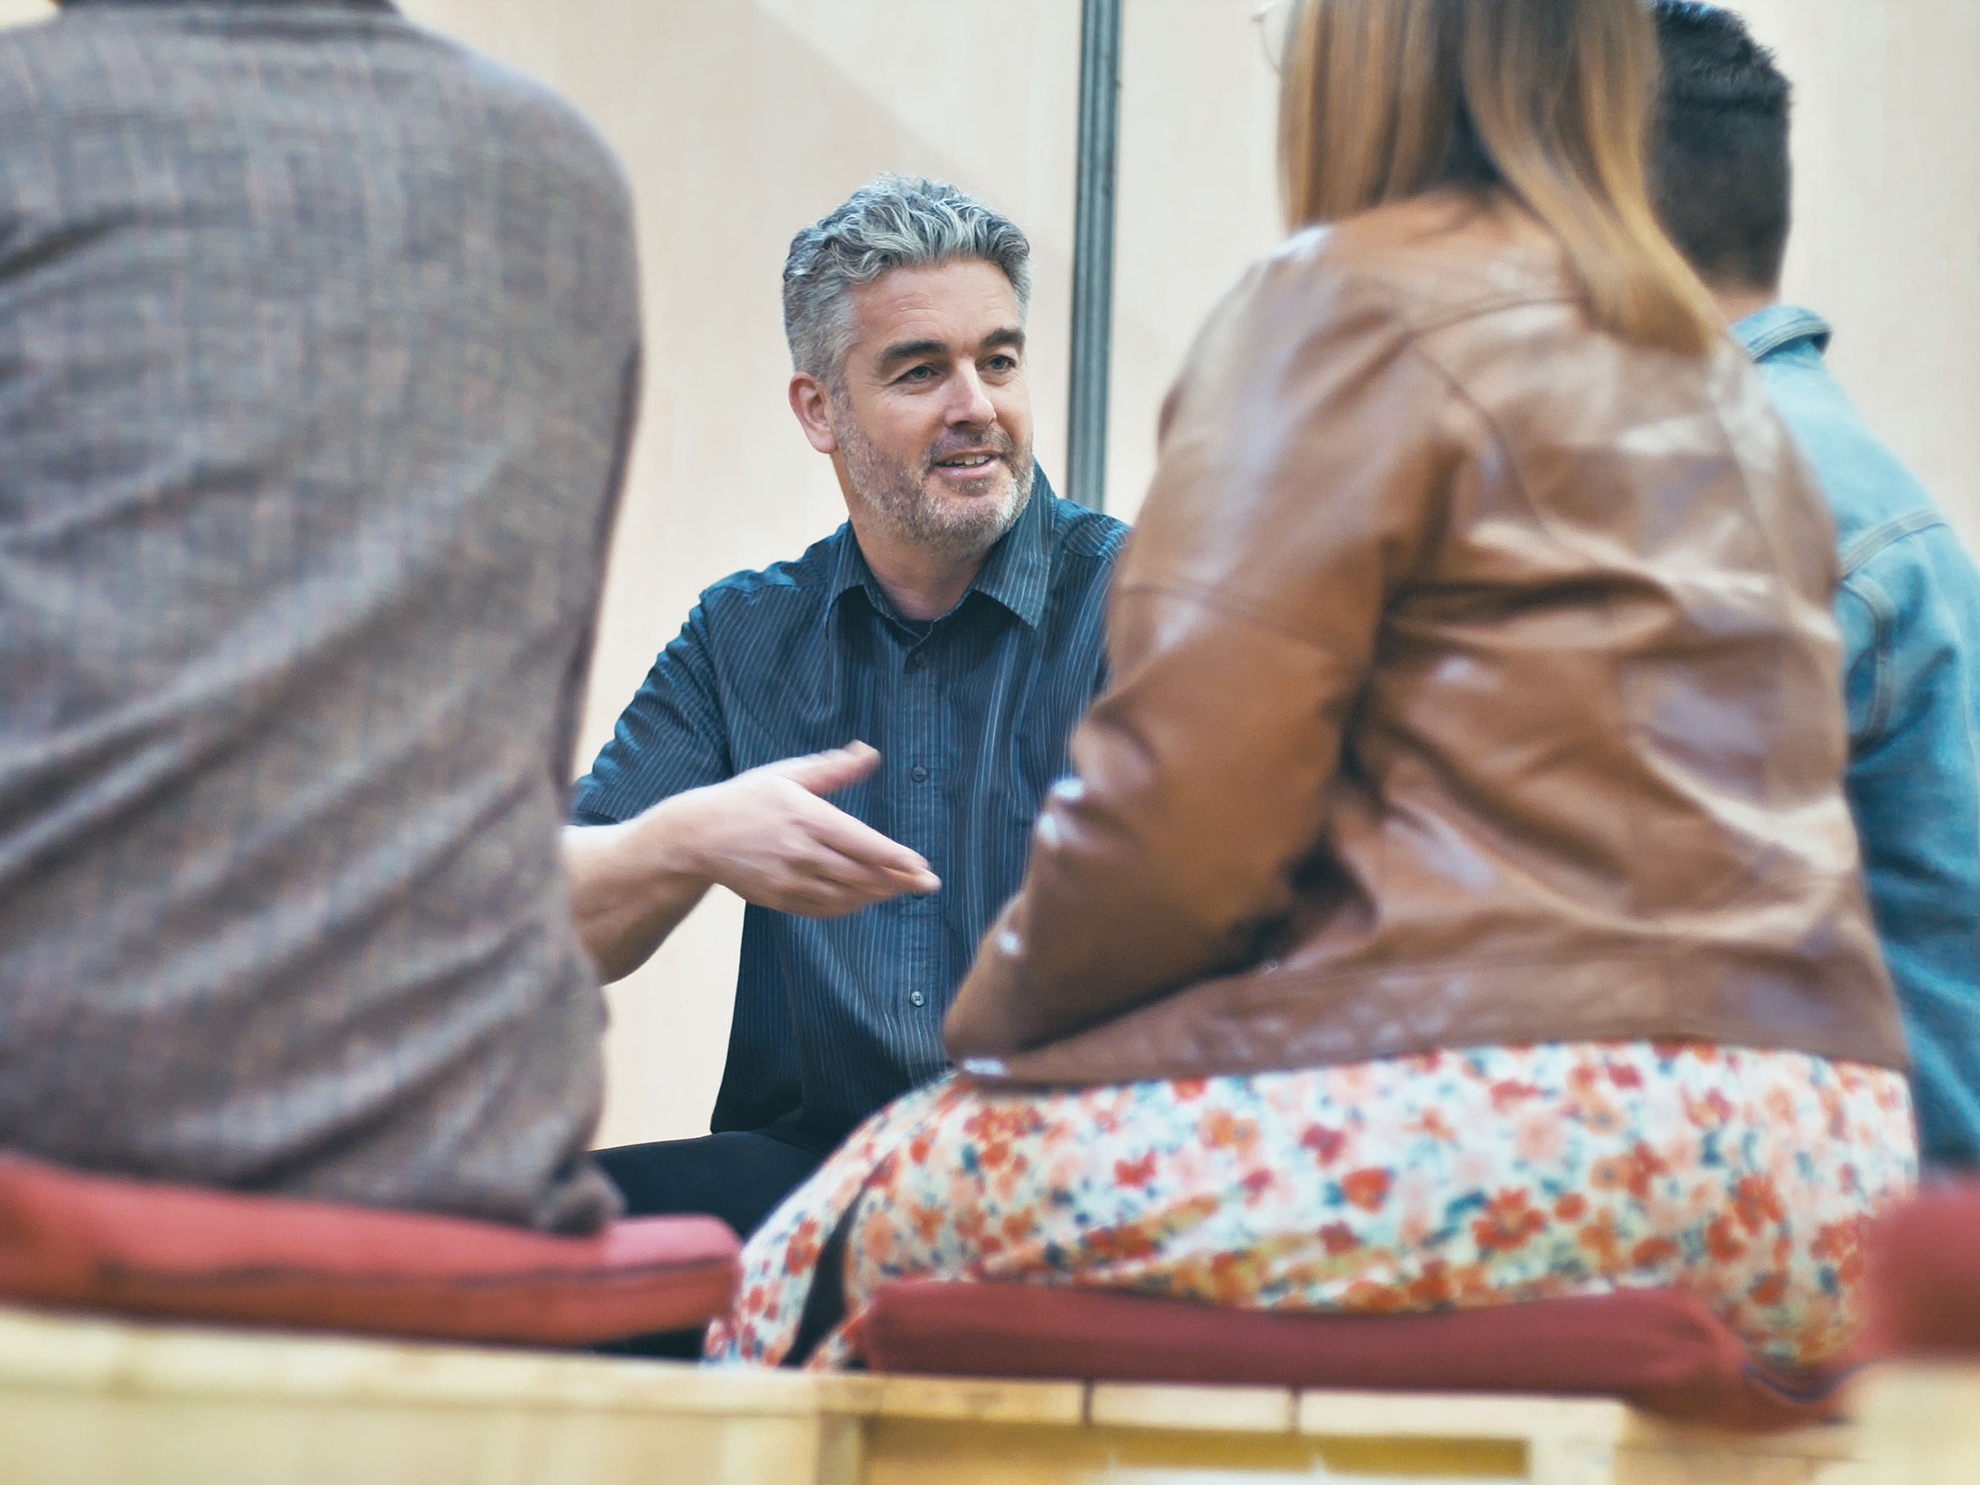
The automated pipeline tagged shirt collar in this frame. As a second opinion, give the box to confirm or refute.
[1733,303,1833,362]
[965,470,1052,629]
[827,463,1053,631]
[826,529,889,621]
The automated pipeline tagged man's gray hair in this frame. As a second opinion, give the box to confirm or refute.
[782,174,1032,384]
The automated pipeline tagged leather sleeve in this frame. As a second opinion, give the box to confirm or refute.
[945,249,1458,1060]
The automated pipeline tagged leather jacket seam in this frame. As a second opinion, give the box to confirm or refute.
[1233,944,1680,990]
[1392,330,1631,644]
[1397,290,1580,342]
[1394,332,1554,540]
[1108,577,1354,654]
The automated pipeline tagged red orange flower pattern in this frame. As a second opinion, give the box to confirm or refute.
[706,1042,1914,1371]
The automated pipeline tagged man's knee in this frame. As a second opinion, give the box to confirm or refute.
[595,1132,822,1237]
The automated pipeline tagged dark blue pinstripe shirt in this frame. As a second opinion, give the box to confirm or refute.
[572,482,1127,1150]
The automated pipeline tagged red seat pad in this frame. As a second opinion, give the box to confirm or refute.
[864,1281,1851,1431]
[0,1153,738,1345]
[1867,1180,1980,1357]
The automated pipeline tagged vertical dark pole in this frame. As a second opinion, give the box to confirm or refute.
[1067,0,1122,512]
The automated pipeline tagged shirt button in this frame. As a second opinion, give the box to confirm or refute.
[909,990,926,1007]
[907,652,928,672]
[911,765,928,783]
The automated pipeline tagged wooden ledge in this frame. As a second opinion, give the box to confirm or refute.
[0,1304,1869,1484]
[1854,1359,1980,1482]
[0,1305,825,1418]
[1297,1386,1633,1441]
[1089,1379,1297,1433]
[810,1370,1087,1426]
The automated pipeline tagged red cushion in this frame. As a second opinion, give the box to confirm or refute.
[0,1152,739,1345]
[1866,1180,1980,1357]
[865,1282,1849,1431]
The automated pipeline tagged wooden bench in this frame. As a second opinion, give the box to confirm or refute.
[0,1303,1867,1483]
[1855,1361,1977,1485]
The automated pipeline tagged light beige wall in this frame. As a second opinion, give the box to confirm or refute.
[4,0,1974,1149]
[1736,0,1980,555]
[1106,0,1980,532]
[1105,0,1280,525]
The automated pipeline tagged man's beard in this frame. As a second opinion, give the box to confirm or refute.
[838,416,1034,563]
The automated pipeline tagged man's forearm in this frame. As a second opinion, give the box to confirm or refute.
[564,747,933,982]
[563,800,713,983]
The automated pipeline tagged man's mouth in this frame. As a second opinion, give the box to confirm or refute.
[932,452,1000,471]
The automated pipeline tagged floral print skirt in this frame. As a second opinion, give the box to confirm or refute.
[706,1042,1916,1371]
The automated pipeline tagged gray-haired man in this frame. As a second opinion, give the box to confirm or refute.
[565,176,1127,1239]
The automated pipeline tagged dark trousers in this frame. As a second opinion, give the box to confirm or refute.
[595,1128,825,1237]
[591,1130,826,1360]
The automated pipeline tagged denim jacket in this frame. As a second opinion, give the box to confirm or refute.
[1737,305,1980,1168]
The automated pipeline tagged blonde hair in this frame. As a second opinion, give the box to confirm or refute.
[1277,0,1721,355]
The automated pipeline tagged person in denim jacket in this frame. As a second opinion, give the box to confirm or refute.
[1653,2,1980,1169]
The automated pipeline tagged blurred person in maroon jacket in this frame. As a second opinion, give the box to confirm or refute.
[0,0,638,1231]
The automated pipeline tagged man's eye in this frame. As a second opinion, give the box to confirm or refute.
[899,365,937,383]
[986,355,1018,373]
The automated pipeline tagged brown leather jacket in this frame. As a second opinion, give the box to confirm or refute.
[946,191,1907,1086]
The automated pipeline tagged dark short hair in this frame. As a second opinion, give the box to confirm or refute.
[1650,1,1793,292]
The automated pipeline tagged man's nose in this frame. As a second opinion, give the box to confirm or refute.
[944,365,996,428]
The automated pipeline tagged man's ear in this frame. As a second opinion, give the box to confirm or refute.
[789,374,839,455]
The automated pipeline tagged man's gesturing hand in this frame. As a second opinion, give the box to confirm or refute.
[562,741,939,982]
[678,742,940,917]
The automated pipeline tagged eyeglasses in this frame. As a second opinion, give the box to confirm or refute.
[1251,0,1296,76]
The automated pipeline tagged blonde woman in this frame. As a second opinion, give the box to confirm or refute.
[711,0,1915,1371]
